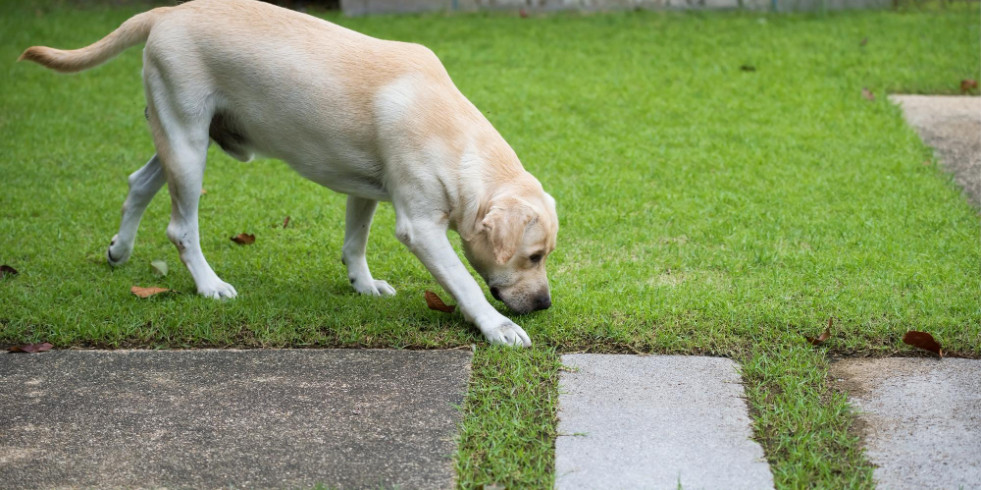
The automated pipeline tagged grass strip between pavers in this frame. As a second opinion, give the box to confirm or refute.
[2,2,979,488]
[743,343,876,488]
[455,347,561,488]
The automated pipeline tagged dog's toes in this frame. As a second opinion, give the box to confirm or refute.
[199,281,238,300]
[353,278,397,296]
[374,280,396,296]
[486,322,532,347]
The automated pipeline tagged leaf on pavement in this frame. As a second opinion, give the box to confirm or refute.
[902,331,943,357]
[425,290,456,313]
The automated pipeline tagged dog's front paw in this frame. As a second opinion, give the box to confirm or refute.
[352,278,396,297]
[198,280,238,300]
[483,321,532,347]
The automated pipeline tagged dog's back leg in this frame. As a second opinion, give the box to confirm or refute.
[342,196,396,296]
[145,76,236,299]
[107,154,166,266]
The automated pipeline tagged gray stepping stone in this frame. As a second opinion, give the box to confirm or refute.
[0,349,472,489]
[832,358,981,490]
[555,354,774,489]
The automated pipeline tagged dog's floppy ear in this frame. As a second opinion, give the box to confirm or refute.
[480,197,534,264]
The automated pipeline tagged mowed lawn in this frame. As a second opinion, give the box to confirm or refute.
[1,1,978,488]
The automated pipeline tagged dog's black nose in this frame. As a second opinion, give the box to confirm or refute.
[535,295,551,311]
[490,287,502,301]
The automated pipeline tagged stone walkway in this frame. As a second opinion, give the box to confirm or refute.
[832,358,981,489]
[890,95,981,209]
[555,355,774,489]
[0,350,471,489]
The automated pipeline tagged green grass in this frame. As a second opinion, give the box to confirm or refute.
[1,1,979,488]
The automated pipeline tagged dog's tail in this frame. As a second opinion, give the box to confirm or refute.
[18,8,169,73]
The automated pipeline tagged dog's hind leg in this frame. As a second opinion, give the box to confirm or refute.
[146,89,236,299]
[342,195,395,296]
[107,154,166,266]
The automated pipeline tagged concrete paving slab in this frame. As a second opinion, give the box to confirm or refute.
[890,95,981,209]
[0,349,472,489]
[831,358,981,490]
[555,354,774,489]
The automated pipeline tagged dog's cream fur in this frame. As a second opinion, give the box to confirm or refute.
[20,0,558,346]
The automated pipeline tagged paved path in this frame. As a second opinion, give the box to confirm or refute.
[832,358,981,490]
[555,354,774,489]
[890,95,981,209]
[0,349,471,489]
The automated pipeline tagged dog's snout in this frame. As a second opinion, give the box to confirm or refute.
[490,286,502,301]
[534,294,551,311]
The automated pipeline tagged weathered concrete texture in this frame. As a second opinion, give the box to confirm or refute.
[0,349,472,489]
[341,0,889,15]
[891,95,981,209]
[832,358,981,490]
[555,354,774,489]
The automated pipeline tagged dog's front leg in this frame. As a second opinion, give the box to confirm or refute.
[342,196,395,296]
[395,215,531,347]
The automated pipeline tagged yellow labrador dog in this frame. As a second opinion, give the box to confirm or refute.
[20,0,557,347]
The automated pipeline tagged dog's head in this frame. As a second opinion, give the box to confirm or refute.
[461,184,558,314]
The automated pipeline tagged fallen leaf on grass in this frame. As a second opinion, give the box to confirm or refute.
[283,216,291,229]
[150,260,168,276]
[902,331,943,357]
[425,290,456,313]
[862,87,875,101]
[8,342,53,354]
[1,264,18,277]
[961,79,978,93]
[231,233,255,245]
[806,317,833,345]
[859,37,868,47]
[131,286,171,298]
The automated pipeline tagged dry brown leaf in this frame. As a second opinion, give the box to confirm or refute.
[131,286,171,298]
[8,342,53,354]
[902,331,943,357]
[1,264,18,277]
[231,233,256,245]
[806,317,833,345]
[862,87,875,101]
[283,216,291,229]
[961,79,978,93]
[425,290,456,313]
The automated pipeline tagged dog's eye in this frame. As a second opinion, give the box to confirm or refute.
[529,254,543,263]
